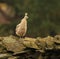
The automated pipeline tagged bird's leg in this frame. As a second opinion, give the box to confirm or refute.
[20,36,25,39]
[20,36,22,39]
[22,36,25,38]
[20,36,24,39]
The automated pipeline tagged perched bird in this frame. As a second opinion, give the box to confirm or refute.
[16,13,28,38]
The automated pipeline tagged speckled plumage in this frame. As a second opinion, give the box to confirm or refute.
[16,13,28,37]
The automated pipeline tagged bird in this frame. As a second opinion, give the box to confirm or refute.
[15,13,28,38]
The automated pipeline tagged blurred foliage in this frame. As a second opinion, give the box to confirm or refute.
[0,0,60,37]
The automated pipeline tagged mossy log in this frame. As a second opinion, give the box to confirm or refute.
[0,35,60,59]
[0,35,60,53]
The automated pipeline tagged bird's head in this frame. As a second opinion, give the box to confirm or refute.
[25,13,28,19]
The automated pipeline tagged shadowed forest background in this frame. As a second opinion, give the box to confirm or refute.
[0,0,60,37]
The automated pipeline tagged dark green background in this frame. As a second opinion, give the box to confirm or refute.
[0,0,60,37]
